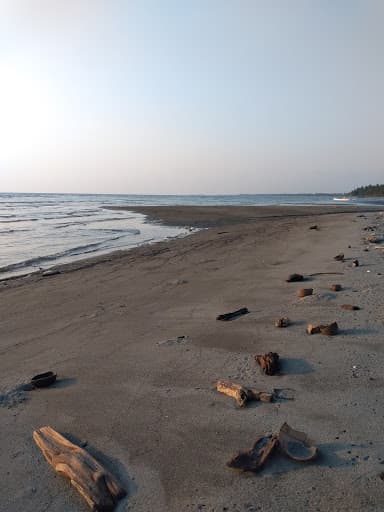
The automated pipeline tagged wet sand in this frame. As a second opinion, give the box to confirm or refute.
[1,206,384,512]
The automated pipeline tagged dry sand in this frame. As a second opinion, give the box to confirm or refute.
[1,205,384,512]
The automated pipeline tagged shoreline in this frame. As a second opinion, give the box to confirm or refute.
[1,204,380,286]
[1,206,384,511]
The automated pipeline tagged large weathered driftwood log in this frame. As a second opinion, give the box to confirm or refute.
[216,380,273,407]
[33,426,126,511]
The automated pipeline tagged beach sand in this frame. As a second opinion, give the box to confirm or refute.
[1,205,384,512]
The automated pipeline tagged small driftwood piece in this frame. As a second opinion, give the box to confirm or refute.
[286,273,304,282]
[216,307,249,321]
[320,322,338,336]
[309,225,318,230]
[216,380,273,407]
[352,259,359,267]
[306,324,321,335]
[330,284,342,292]
[227,435,278,472]
[33,426,126,511]
[297,288,313,298]
[275,317,290,328]
[255,352,280,376]
[341,304,360,311]
[334,253,345,261]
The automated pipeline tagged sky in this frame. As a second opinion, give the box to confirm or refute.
[0,0,383,194]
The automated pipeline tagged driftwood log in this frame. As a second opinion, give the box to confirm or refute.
[33,426,126,511]
[216,380,273,407]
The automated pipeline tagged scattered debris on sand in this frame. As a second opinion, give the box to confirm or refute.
[334,253,345,261]
[330,284,342,292]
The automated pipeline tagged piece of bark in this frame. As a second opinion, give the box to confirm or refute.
[320,322,338,336]
[341,304,360,311]
[255,352,280,376]
[286,273,304,282]
[227,435,278,472]
[330,284,342,292]
[216,380,273,406]
[309,225,318,230]
[297,288,313,298]
[334,253,345,261]
[216,307,249,321]
[274,317,290,328]
[33,426,126,511]
[278,422,317,462]
[306,324,321,335]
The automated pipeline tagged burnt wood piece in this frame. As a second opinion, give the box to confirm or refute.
[216,380,273,407]
[255,352,280,376]
[227,435,278,472]
[320,322,338,336]
[216,307,249,321]
[309,225,318,230]
[341,304,360,311]
[286,273,304,282]
[33,426,126,511]
[330,284,342,292]
[31,371,57,388]
[306,324,321,335]
[334,253,345,261]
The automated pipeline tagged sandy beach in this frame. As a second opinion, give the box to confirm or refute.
[1,205,384,512]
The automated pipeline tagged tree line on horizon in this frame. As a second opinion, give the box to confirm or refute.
[350,184,384,197]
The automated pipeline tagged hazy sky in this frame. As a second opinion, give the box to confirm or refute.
[1,1,383,194]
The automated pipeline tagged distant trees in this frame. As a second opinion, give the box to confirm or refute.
[350,184,384,197]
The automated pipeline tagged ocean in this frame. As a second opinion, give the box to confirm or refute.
[0,192,382,280]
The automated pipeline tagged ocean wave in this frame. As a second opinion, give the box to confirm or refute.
[0,233,134,273]
[0,228,30,234]
[0,218,38,223]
